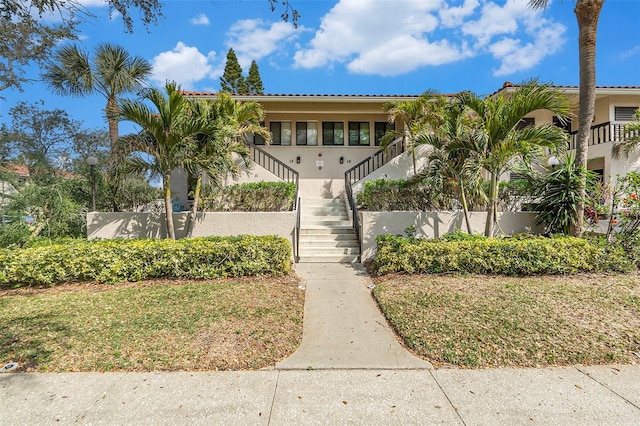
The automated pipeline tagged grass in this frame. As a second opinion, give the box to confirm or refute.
[0,276,304,372]
[372,274,640,368]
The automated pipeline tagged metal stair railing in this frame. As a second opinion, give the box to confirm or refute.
[343,137,406,258]
[344,137,406,186]
[249,144,300,262]
[249,144,300,209]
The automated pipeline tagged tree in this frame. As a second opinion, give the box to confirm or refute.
[415,100,486,233]
[220,48,248,94]
[528,0,605,237]
[43,43,152,149]
[2,100,80,179]
[459,81,571,236]
[382,92,442,175]
[2,1,298,94]
[185,93,270,236]
[0,0,161,94]
[246,60,265,95]
[117,82,209,239]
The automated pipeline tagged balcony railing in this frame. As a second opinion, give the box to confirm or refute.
[568,122,637,150]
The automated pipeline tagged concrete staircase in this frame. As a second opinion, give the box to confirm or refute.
[298,197,360,263]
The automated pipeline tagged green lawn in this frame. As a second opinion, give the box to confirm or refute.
[373,274,640,368]
[0,277,304,372]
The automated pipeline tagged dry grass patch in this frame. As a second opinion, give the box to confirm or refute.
[372,274,640,368]
[0,276,304,372]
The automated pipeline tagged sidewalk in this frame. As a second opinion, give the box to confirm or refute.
[1,366,639,425]
[1,263,639,424]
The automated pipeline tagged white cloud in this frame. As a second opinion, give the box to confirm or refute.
[293,0,566,77]
[440,0,480,28]
[225,19,299,68]
[620,45,640,60]
[294,0,443,72]
[151,42,217,89]
[190,13,210,26]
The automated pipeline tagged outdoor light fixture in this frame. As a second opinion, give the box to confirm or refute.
[86,156,98,211]
[296,156,301,164]
[547,156,560,167]
[340,156,344,164]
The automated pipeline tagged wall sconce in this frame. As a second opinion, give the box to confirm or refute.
[318,152,322,157]
[296,156,301,164]
[339,156,344,164]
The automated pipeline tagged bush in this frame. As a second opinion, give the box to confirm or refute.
[0,222,32,248]
[373,234,633,275]
[357,178,453,211]
[199,182,296,212]
[0,235,292,287]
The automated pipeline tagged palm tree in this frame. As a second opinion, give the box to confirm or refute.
[459,80,571,236]
[43,43,152,149]
[528,0,605,236]
[382,91,443,175]
[117,82,207,240]
[184,93,270,236]
[414,100,487,233]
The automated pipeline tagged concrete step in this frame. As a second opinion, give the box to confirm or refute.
[300,227,356,234]
[299,247,360,256]
[297,254,360,263]
[301,219,351,226]
[302,199,346,207]
[300,240,359,248]
[303,209,348,216]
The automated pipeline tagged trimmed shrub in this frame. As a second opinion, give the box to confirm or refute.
[200,181,296,212]
[373,234,633,276]
[357,178,453,211]
[0,235,292,287]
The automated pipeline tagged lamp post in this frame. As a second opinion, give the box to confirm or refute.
[86,156,98,211]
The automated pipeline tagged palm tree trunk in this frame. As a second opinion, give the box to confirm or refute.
[186,172,203,238]
[484,172,499,237]
[459,180,472,234]
[163,173,176,240]
[572,0,604,237]
[106,96,119,150]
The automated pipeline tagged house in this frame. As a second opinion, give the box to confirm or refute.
[138,83,640,262]
[177,85,640,203]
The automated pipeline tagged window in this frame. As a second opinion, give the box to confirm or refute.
[348,122,370,146]
[375,122,395,146]
[615,106,639,122]
[296,122,317,146]
[270,122,291,145]
[553,116,571,133]
[322,122,344,145]
[516,117,535,129]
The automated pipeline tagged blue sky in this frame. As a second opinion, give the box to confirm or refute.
[1,0,639,132]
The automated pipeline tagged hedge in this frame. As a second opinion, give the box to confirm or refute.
[373,234,633,275]
[0,235,292,287]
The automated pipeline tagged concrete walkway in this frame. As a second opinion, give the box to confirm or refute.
[276,263,431,370]
[2,263,640,424]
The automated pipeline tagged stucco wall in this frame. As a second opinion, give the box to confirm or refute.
[87,211,296,242]
[359,211,543,262]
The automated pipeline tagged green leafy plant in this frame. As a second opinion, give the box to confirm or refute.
[373,234,632,276]
[198,181,296,212]
[531,153,597,235]
[0,235,292,287]
[356,178,453,211]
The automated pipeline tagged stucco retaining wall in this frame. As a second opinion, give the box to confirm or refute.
[87,212,296,242]
[359,211,543,262]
